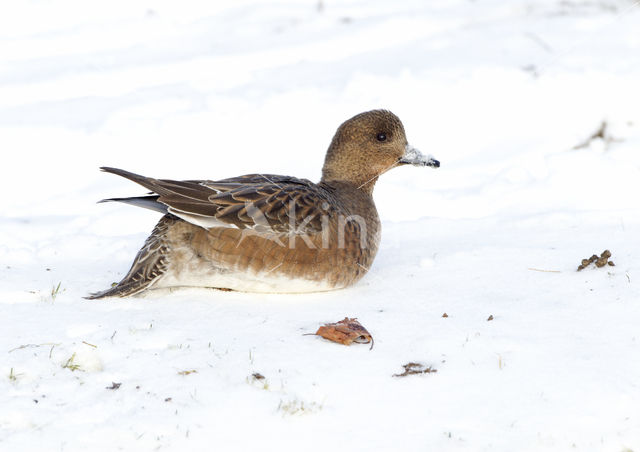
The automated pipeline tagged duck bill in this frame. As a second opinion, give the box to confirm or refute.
[398,144,440,168]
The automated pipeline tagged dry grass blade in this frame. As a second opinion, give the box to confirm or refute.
[527,268,561,273]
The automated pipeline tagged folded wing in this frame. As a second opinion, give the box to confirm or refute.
[99,167,335,234]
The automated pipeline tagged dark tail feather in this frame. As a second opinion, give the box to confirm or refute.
[99,167,210,202]
[100,167,174,197]
[85,281,149,300]
[98,196,168,214]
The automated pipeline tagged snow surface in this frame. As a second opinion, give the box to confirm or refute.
[2,0,640,451]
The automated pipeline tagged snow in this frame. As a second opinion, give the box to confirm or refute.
[401,144,439,167]
[1,0,640,451]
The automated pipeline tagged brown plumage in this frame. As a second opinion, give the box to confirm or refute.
[87,110,439,299]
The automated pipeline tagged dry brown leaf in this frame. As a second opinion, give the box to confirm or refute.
[314,317,373,349]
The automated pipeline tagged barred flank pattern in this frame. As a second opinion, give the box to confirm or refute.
[86,215,177,299]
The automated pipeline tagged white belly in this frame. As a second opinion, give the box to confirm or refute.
[153,265,337,294]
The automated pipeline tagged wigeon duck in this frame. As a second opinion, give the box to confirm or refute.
[88,110,439,299]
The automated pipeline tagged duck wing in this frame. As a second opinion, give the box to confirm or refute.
[99,167,336,234]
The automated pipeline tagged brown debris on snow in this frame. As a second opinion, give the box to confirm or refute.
[572,121,622,150]
[577,249,615,271]
[393,362,437,378]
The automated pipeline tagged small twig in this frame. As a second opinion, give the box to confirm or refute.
[573,121,622,150]
[82,341,97,348]
[574,121,606,149]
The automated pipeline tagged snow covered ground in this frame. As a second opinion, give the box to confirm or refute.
[2,0,640,450]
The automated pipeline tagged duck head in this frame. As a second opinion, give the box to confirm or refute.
[321,110,439,193]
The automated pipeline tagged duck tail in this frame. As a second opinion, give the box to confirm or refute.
[86,214,177,300]
[98,195,168,214]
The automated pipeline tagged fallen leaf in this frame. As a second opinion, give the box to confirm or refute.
[313,317,373,349]
[487,315,494,321]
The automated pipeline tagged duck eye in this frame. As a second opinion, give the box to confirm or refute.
[376,133,387,142]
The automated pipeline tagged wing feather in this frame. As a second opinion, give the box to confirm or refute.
[100,167,337,235]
